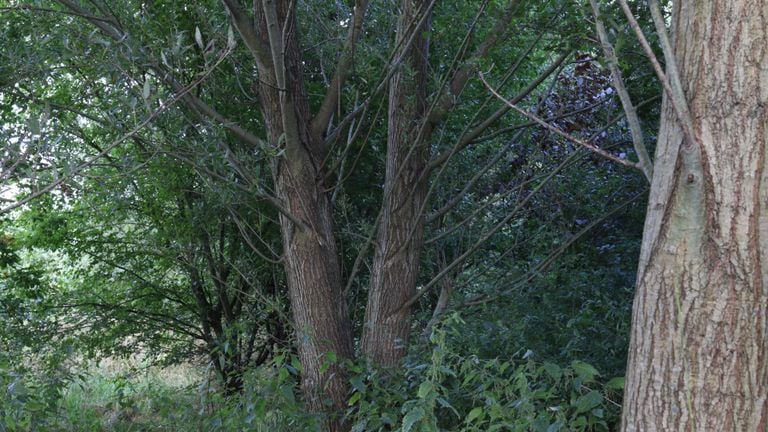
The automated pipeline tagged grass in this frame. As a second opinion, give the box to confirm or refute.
[54,356,208,431]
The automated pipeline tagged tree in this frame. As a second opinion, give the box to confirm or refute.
[621,0,768,429]
[2,0,655,429]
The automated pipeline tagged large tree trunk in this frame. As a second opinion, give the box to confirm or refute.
[361,0,432,366]
[251,3,353,429]
[621,1,768,430]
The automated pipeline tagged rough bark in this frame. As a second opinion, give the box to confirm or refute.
[621,1,768,430]
[250,2,353,428]
[361,0,432,366]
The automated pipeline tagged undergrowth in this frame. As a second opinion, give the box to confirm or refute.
[1,315,623,431]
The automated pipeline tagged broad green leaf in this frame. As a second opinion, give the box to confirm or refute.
[605,377,625,390]
[348,391,361,406]
[350,375,366,392]
[571,361,600,382]
[402,406,425,432]
[573,390,602,414]
[466,406,484,423]
[417,381,433,399]
[543,362,562,380]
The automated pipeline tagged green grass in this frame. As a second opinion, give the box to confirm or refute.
[54,357,206,431]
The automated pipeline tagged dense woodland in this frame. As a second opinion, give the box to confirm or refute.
[1,0,766,431]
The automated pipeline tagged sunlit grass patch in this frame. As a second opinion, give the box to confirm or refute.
[56,357,205,431]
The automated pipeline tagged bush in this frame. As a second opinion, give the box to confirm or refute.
[345,314,623,432]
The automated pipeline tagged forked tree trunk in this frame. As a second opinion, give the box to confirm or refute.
[621,1,768,429]
[362,0,432,366]
[251,3,353,429]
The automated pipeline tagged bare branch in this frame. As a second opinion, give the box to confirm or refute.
[220,0,273,70]
[616,0,696,148]
[479,72,643,170]
[310,0,370,140]
[590,0,653,181]
[428,51,569,171]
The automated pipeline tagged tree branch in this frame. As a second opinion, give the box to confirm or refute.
[428,51,569,171]
[479,72,643,170]
[590,0,653,181]
[220,0,273,70]
[310,0,370,140]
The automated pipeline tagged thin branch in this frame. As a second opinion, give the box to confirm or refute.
[1,5,116,24]
[0,51,234,215]
[396,142,567,314]
[220,0,273,70]
[310,0,370,139]
[428,51,569,171]
[321,0,438,148]
[465,187,647,306]
[426,0,519,127]
[590,0,653,181]
[54,0,123,40]
[616,0,696,148]
[479,72,642,170]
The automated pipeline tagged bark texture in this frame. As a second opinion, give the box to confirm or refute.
[251,2,353,427]
[361,0,432,366]
[621,1,768,430]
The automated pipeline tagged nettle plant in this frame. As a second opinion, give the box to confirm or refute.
[345,314,624,432]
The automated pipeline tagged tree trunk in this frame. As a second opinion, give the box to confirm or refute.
[621,1,768,430]
[252,3,353,429]
[362,0,432,366]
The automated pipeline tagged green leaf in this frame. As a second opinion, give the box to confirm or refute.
[543,362,562,380]
[466,406,484,423]
[290,356,302,372]
[142,79,151,100]
[194,27,204,50]
[571,361,600,382]
[350,376,366,392]
[28,115,40,135]
[417,381,433,399]
[402,406,425,432]
[547,420,564,432]
[605,377,625,390]
[571,416,587,427]
[227,25,236,49]
[573,390,602,414]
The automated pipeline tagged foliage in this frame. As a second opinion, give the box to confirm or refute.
[0,0,665,429]
[345,315,623,432]
[0,319,622,432]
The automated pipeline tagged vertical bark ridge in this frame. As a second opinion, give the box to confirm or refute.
[253,3,353,428]
[622,1,768,430]
[361,0,432,366]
